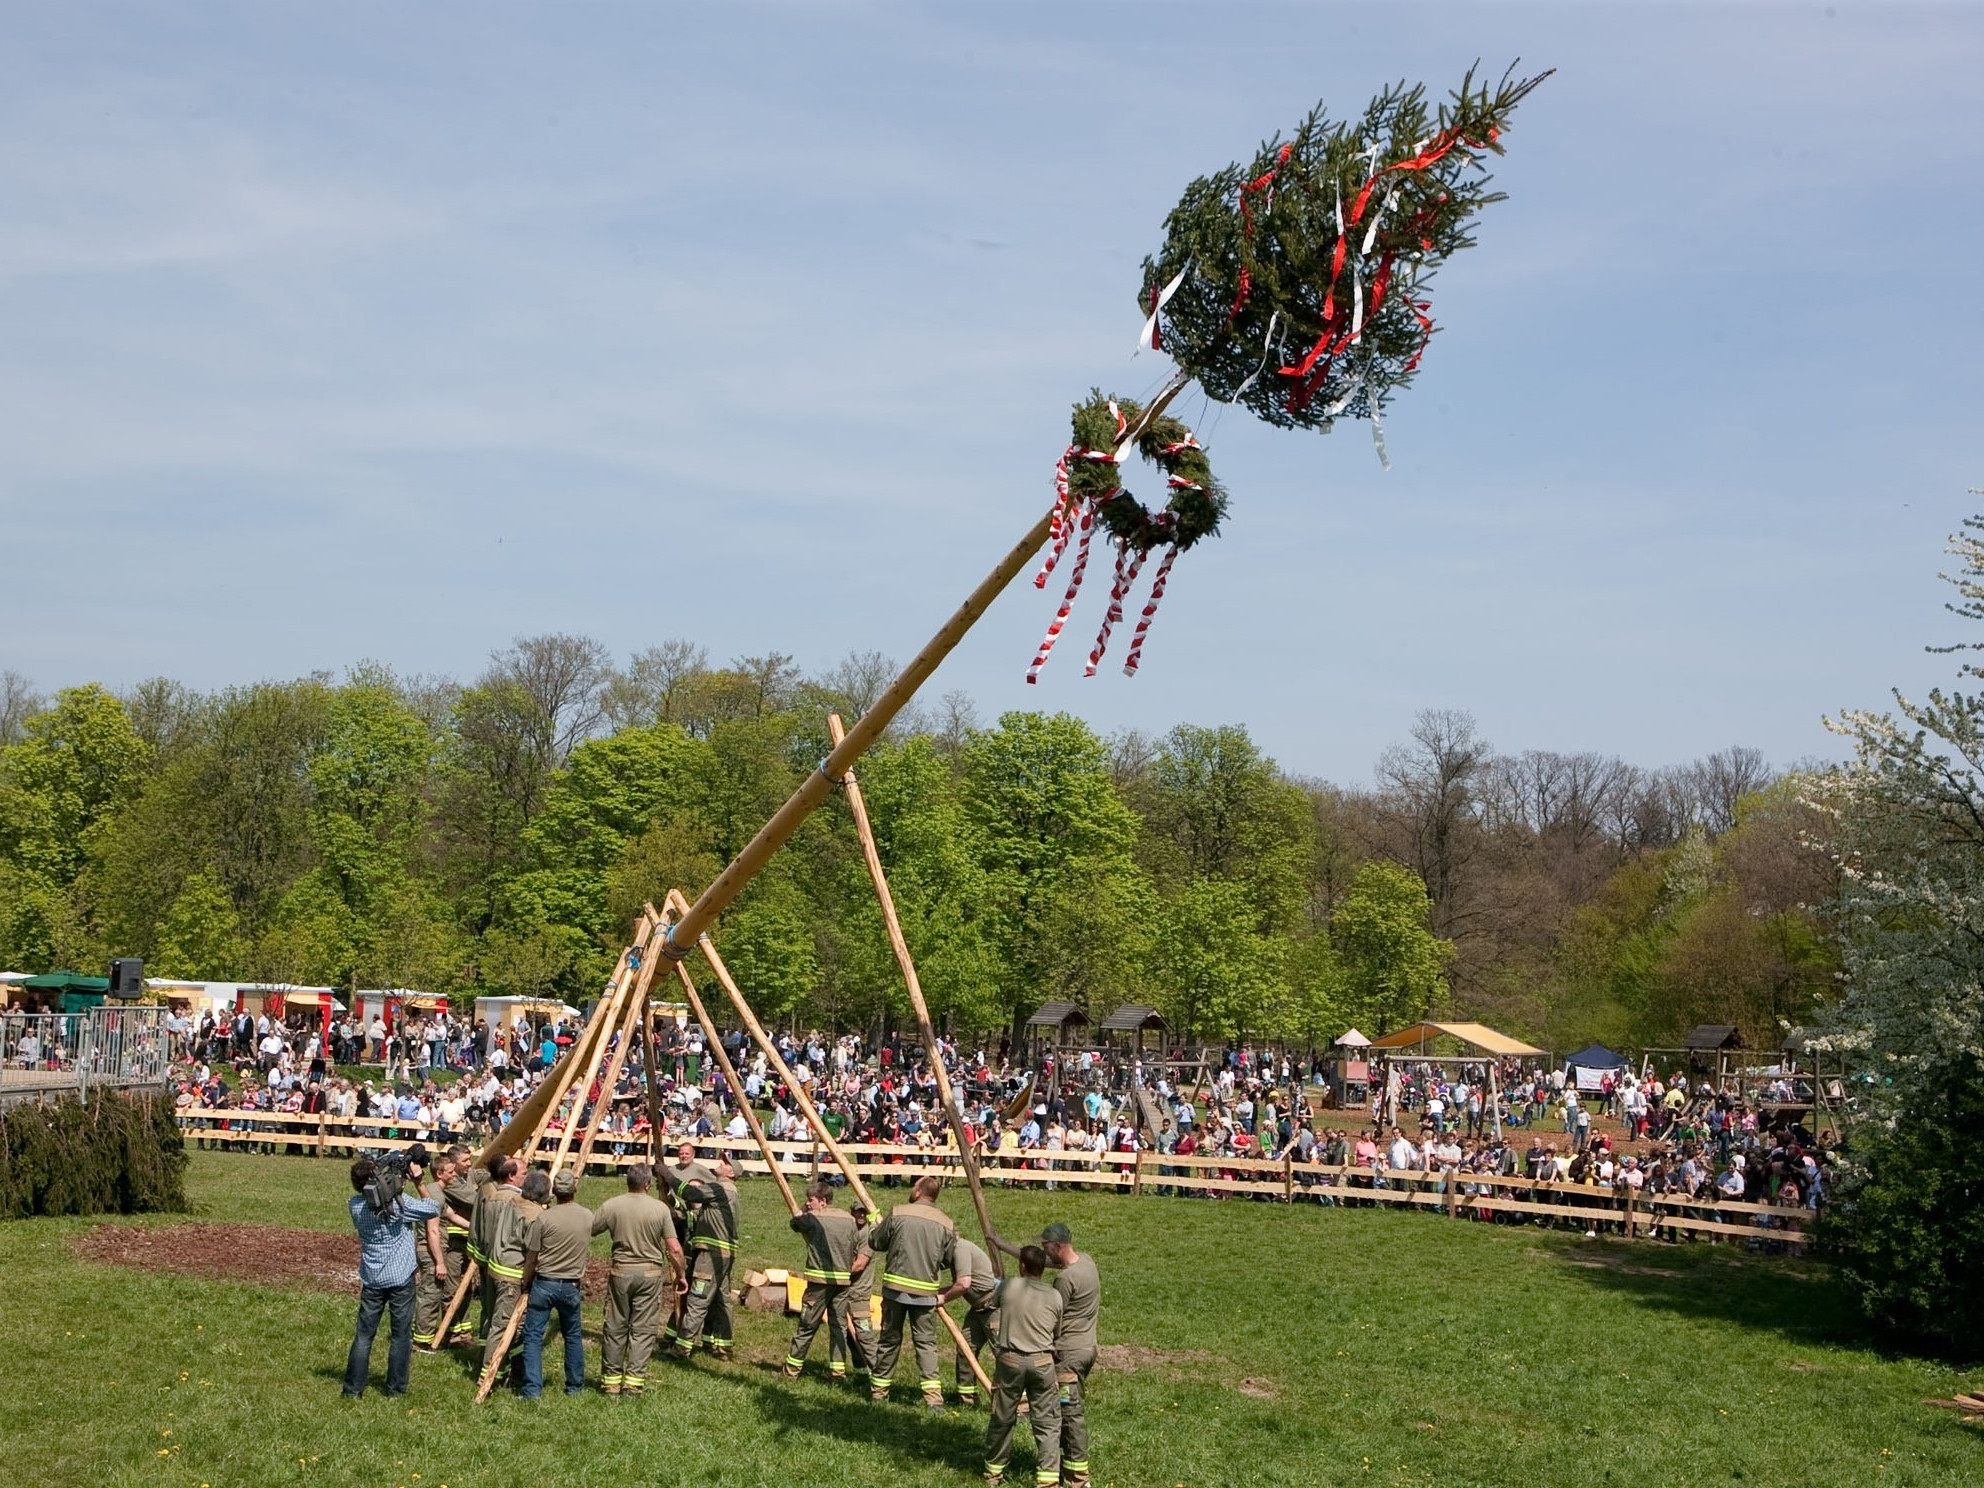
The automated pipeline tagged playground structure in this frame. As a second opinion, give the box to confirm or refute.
[1365,1020,1546,1140]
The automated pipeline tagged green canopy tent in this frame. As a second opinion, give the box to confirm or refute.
[18,971,111,1014]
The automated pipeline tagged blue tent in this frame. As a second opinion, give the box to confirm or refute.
[1562,1043,1628,1073]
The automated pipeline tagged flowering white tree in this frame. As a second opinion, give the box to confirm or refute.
[1815,510,1984,1348]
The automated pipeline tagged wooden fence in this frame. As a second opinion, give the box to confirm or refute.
[174,1108,1811,1250]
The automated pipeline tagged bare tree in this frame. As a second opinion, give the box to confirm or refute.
[1688,746,1773,834]
[121,677,209,762]
[602,639,710,730]
[730,652,801,719]
[1375,708,1490,942]
[486,633,610,766]
[817,649,895,719]
[0,669,43,745]
[934,689,979,764]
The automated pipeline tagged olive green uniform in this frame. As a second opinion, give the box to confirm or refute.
[785,1207,860,1377]
[952,1235,1000,1403]
[671,1171,737,1353]
[1052,1253,1101,1481]
[844,1222,878,1379]
[592,1191,678,1391]
[868,1200,955,1402]
[983,1276,1064,1487]
[410,1182,449,1347]
[473,1183,537,1377]
[437,1169,481,1344]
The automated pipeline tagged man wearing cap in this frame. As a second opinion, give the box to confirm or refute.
[668,1153,739,1360]
[867,1174,962,1407]
[981,1244,1063,1488]
[519,1169,594,1398]
[592,1162,684,1395]
[843,1195,879,1383]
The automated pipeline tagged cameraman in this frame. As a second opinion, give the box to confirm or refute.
[341,1146,441,1398]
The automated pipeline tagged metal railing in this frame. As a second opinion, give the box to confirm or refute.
[0,1004,171,1102]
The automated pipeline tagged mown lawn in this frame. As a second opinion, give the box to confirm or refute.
[0,1151,1975,1487]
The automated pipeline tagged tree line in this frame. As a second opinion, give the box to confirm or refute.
[0,641,1831,1051]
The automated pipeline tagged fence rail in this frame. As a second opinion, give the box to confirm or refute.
[172,1108,1813,1250]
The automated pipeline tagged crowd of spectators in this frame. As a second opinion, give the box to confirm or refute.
[172,1009,1826,1248]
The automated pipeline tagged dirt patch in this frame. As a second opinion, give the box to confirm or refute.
[1095,1343,1218,1371]
[1236,1377,1280,1399]
[1784,1361,1820,1372]
[69,1223,614,1302]
[1526,1246,1686,1279]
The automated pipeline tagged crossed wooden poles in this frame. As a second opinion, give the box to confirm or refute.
[456,718,1007,1398]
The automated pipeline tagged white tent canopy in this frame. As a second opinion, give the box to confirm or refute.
[1335,1028,1372,1047]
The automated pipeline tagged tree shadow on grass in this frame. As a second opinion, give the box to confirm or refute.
[732,1366,986,1479]
[1538,1237,1881,1353]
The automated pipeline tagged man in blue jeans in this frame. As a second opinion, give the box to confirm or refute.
[343,1150,441,1397]
[519,1168,595,1397]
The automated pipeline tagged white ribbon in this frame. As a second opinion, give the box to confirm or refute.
[1136,261,1191,353]
[1370,398,1390,471]
[1232,309,1281,400]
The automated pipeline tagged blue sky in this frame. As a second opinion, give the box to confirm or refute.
[3,2,1979,783]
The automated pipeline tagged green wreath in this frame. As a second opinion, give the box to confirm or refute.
[1067,392,1227,555]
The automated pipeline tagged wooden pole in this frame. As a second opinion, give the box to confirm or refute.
[663,891,878,1217]
[477,939,637,1168]
[477,511,1054,1165]
[571,987,649,1175]
[827,712,1003,1279]
[543,936,650,1182]
[475,1303,528,1402]
[660,891,991,1394]
[430,1259,479,1350]
[637,999,668,1171]
[653,906,799,1216]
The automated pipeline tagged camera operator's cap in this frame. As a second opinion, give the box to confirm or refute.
[551,1170,579,1198]
[1038,1222,1073,1246]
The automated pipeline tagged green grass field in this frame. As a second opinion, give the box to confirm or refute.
[0,1152,1975,1488]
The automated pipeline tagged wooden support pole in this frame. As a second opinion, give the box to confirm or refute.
[827,711,1003,1279]
[545,924,654,1175]
[663,891,878,1217]
[475,1304,527,1402]
[430,1260,479,1350]
[477,937,638,1169]
[652,902,799,1217]
[571,986,650,1175]
[661,891,991,1395]
[479,511,1054,1166]
[637,999,667,1171]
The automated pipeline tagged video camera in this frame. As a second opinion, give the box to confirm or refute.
[363,1143,428,1216]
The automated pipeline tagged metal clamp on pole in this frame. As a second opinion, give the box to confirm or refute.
[658,922,693,962]
[816,757,848,790]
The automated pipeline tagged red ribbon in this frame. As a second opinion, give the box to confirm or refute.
[1229,142,1294,320]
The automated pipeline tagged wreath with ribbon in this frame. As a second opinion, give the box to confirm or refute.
[1026,64,1549,682]
[1026,393,1227,682]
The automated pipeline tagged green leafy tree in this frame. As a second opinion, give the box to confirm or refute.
[963,712,1148,1038]
[0,685,150,886]
[152,871,250,980]
[1149,877,1286,1041]
[1331,862,1452,1034]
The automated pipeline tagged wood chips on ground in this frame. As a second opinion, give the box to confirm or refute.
[70,1222,614,1301]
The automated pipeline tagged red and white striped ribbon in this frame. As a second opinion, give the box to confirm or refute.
[1026,503,1097,684]
[1034,447,1077,589]
[1122,543,1179,677]
[1084,542,1148,677]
